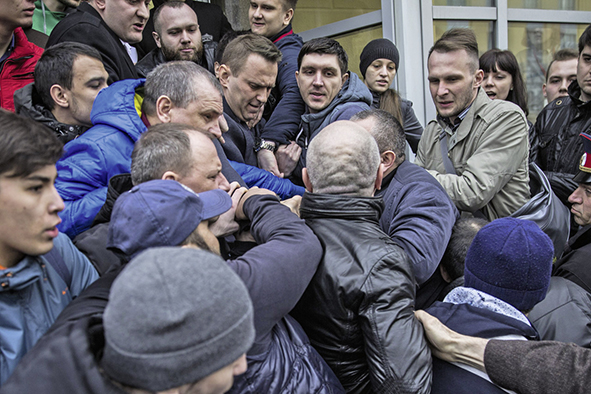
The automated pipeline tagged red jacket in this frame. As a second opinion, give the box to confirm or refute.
[0,28,43,112]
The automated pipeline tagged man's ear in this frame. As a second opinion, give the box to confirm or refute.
[374,162,385,192]
[94,0,106,12]
[218,64,231,89]
[50,84,69,109]
[155,95,174,123]
[341,71,349,85]
[381,150,397,173]
[153,32,162,48]
[302,168,313,192]
[283,8,294,25]
[161,170,181,181]
[474,69,484,88]
[542,83,547,98]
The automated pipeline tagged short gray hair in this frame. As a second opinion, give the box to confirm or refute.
[306,121,380,197]
[131,123,197,186]
[351,109,406,164]
[142,61,222,116]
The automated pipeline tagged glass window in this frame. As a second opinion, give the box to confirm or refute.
[508,22,587,120]
[333,25,384,78]
[292,0,381,33]
[508,0,591,11]
[433,0,493,5]
[433,21,494,54]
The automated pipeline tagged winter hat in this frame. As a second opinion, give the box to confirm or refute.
[101,247,255,392]
[464,217,553,311]
[359,38,400,78]
[107,179,231,259]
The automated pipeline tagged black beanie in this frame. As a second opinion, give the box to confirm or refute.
[359,38,400,78]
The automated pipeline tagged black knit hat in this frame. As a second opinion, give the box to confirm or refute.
[359,38,400,78]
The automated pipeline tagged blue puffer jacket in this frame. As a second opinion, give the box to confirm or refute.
[0,233,98,385]
[56,79,147,238]
[231,161,305,199]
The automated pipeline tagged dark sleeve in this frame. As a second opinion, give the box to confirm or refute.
[213,138,246,187]
[545,170,578,206]
[227,194,322,353]
[359,248,432,393]
[401,99,423,153]
[485,339,591,394]
[260,38,306,145]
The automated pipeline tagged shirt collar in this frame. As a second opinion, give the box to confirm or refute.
[0,34,16,64]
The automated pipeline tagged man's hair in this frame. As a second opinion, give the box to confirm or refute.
[0,110,63,178]
[142,61,222,116]
[280,0,297,11]
[545,48,578,82]
[306,122,380,197]
[579,24,591,54]
[440,217,488,281]
[351,109,406,165]
[298,37,348,76]
[429,28,479,73]
[34,42,103,111]
[479,49,529,117]
[220,33,282,76]
[131,123,198,186]
[153,1,194,35]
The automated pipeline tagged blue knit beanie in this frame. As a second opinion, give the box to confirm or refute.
[464,217,553,311]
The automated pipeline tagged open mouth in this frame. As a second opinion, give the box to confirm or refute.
[486,91,497,98]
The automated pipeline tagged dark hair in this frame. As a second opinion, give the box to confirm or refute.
[280,0,297,11]
[545,48,578,82]
[440,217,489,281]
[0,110,63,178]
[579,24,591,54]
[220,33,282,76]
[153,1,194,35]
[131,123,197,186]
[480,49,529,117]
[298,37,348,76]
[351,109,406,164]
[34,42,103,111]
[429,28,479,73]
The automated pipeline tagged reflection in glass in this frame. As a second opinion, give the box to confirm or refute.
[508,0,591,11]
[508,23,586,120]
[433,0,493,5]
[292,0,381,32]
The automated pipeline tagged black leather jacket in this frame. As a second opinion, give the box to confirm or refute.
[292,193,432,394]
[530,81,591,204]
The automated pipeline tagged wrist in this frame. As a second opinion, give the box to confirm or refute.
[254,138,277,153]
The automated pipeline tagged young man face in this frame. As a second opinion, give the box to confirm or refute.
[543,58,578,103]
[428,49,483,123]
[296,53,348,114]
[248,0,292,39]
[0,0,36,31]
[58,55,109,127]
[95,0,149,44]
[0,165,64,268]
[577,44,591,103]
[568,183,591,226]
[219,53,277,124]
[154,4,203,63]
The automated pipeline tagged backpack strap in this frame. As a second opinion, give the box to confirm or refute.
[43,248,72,288]
[439,128,457,175]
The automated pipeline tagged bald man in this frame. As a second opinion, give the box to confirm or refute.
[291,121,432,394]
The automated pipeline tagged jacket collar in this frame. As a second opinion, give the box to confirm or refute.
[269,24,293,44]
[568,80,591,107]
[300,192,384,222]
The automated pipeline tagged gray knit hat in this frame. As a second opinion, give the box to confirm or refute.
[101,247,255,391]
[359,38,400,78]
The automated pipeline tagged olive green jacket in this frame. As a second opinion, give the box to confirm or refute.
[416,88,529,220]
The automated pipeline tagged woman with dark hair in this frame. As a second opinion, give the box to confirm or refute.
[359,38,423,153]
[480,49,529,118]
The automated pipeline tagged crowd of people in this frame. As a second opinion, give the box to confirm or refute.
[1,0,591,392]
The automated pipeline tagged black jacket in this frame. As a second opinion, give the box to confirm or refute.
[14,83,88,143]
[553,223,591,293]
[135,39,216,78]
[48,2,138,84]
[292,193,432,394]
[530,81,591,204]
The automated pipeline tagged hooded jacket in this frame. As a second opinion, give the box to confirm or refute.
[56,79,147,238]
[0,28,43,112]
[426,288,539,394]
[32,0,75,36]
[0,233,98,385]
[292,193,432,394]
[14,83,89,144]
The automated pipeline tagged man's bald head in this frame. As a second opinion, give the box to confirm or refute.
[304,121,381,197]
